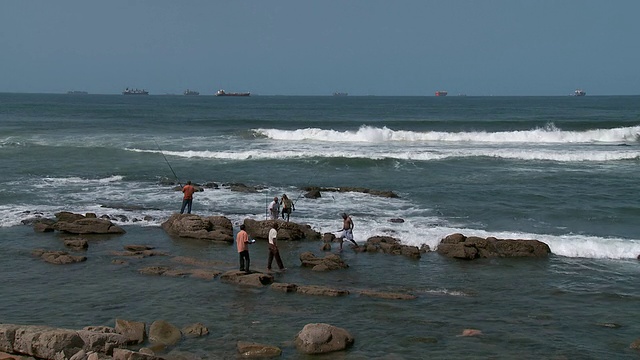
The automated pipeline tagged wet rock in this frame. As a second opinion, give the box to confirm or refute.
[363,236,421,259]
[161,214,233,243]
[437,233,551,260]
[12,325,85,360]
[189,269,222,280]
[299,252,349,271]
[631,338,640,349]
[33,219,56,232]
[77,329,128,355]
[54,218,126,235]
[228,183,258,193]
[124,245,154,252]
[113,348,163,360]
[389,218,405,223]
[296,285,349,297]
[271,283,298,293]
[294,323,354,354]
[220,270,274,287]
[32,249,87,265]
[302,186,399,198]
[460,329,482,337]
[304,188,322,199]
[181,323,208,338]
[358,290,417,300]
[148,320,181,346]
[64,238,89,251]
[237,341,282,357]
[242,219,321,241]
[115,319,146,345]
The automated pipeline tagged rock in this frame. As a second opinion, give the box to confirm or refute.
[302,186,398,198]
[389,218,405,223]
[460,329,482,337]
[32,249,87,265]
[271,283,298,293]
[161,214,233,243]
[64,238,89,250]
[12,325,85,360]
[358,290,417,300]
[299,252,349,271]
[113,348,163,360]
[242,219,321,241]
[228,183,259,193]
[294,323,354,354]
[54,217,126,235]
[437,233,551,260]
[138,266,170,276]
[77,329,128,354]
[296,285,349,297]
[82,326,116,334]
[631,338,640,349]
[304,188,322,199]
[363,236,421,259]
[115,319,146,345]
[124,245,154,252]
[0,324,19,353]
[237,341,282,357]
[190,269,222,280]
[181,323,208,338]
[220,270,274,287]
[33,219,56,232]
[321,243,332,251]
[55,211,86,223]
[148,320,181,346]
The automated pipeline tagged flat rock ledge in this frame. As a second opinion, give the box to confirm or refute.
[302,186,398,198]
[242,219,321,241]
[32,249,87,265]
[32,212,125,235]
[436,233,551,260]
[220,270,274,287]
[161,214,233,243]
[294,323,354,355]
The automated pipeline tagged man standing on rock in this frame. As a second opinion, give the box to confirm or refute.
[180,181,196,214]
[236,224,253,273]
[267,222,285,271]
[268,196,280,220]
[338,213,358,251]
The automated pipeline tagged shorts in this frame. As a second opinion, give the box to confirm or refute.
[341,229,354,241]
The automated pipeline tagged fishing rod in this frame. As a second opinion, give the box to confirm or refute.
[154,140,181,186]
[292,162,326,205]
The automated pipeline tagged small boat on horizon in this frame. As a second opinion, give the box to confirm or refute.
[573,89,586,96]
[215,89,250,97]
[123,88,149,95]
[333,92,348,96]
[435,91,448,97]
[184,89,200,96]
[67,90,88,95]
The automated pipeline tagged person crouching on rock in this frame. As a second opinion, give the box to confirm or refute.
[267,222,286,271]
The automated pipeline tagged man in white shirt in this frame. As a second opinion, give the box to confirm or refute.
[268,196,280,220]
[267,222,285,271]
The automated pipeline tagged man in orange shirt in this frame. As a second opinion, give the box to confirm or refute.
[180,180,196,214]
[236,224,253,273]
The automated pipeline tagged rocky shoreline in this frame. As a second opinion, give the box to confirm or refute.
[17,211,640,357]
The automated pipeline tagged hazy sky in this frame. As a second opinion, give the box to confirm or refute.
[1,1,639,96]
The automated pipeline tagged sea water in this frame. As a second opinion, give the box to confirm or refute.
[1,93,640,359]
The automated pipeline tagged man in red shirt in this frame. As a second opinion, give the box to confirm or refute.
[236,224,252,273]
[180,181,196,214]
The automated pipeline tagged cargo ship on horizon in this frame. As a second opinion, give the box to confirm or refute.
[184,89,200,96]
[435,91,448,96]
[122,88,149,95]
[215,89,250,97]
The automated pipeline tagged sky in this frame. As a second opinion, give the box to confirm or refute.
[1,1,639,96]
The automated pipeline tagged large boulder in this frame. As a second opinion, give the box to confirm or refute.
[115,319,146,345]
[148,321,181,346]
[294,323,354,354]
[299,252,349,271]
[76,330,128,355]
[362,236,421,259]
[161,214,233,243]
[436,233,551,260]
[242,219,321,241]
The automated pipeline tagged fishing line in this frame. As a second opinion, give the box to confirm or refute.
[154,140,181,186]
[292,161,326,205]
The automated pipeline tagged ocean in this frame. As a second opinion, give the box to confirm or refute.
[1,93,639,359]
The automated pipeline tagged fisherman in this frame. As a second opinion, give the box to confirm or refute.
[338,212,358,251]
[236,224,253,273]
[280,194,295,222]
[180,181,196,214]
[268,196,280,220]
[267,222,286,271]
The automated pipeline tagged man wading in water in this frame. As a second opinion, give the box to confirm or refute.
[338,212,358,251]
